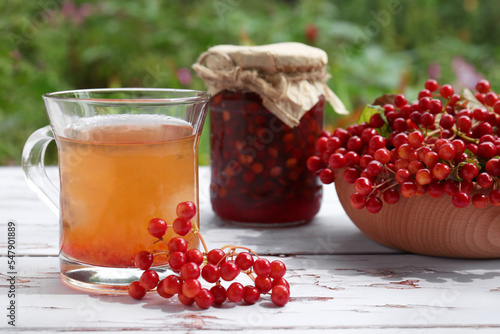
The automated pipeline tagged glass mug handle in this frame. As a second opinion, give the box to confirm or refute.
[22,125,59,215]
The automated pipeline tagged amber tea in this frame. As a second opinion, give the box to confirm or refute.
[57,115,199,268]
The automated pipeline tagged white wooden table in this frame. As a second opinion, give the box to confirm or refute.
[1,166,500,333]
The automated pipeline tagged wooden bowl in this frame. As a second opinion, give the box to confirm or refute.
[335,178,500,258]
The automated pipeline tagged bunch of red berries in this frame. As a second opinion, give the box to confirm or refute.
[307,79,500,213]
[128,201,290,308]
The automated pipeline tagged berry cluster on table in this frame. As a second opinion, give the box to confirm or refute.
[128,201,290,309]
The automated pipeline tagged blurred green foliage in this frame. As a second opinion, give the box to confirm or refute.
[1,0,500,165]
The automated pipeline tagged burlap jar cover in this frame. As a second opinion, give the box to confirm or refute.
[192,42,348,128]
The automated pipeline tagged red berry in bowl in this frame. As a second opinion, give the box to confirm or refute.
[394,94,407,108]
[472,194,488,208]
[439,84,454,98]
[306,155,323,173]
[476,79,491,94]
[354,177,373,196]
[319,168,335,184]
[366,197,383,213]
[452,192,470,208]
[425,79,439,92]
[351,192,366,209]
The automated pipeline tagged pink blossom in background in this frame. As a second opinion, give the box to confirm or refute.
[177,68,192,86]
[9,50,23,61]
[427,62,441,80]
[452,56,484,90]
[61,1,76,17]
[61,1,93,26]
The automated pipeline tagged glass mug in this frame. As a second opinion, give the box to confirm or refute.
[22,88,210,292]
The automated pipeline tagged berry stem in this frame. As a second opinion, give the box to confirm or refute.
[152,250,170,256]
[191,221,209,254]
[220,245,260,258]
[378,179,399,192]
[385,165,396,175]
[155,238,169,248]
[454,130,480,144]
[424,128,442,139]
[153,238,164,245]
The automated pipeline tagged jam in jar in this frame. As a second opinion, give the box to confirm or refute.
[210,90,324,225]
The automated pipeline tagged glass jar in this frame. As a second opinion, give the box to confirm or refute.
[194,42,348,225]
[209,90,324,225]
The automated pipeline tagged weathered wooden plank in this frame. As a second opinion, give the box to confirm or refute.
[0,167,399,256]
[1,255,499,331]
[2,166,499,332]
[4,329,500,333]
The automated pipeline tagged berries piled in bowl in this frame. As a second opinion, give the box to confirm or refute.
[307,79,500,258]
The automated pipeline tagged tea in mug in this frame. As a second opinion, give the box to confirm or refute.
[57,115,199,267]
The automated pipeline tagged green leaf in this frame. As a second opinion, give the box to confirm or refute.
[357,104,391,138]
[465,157,481,169]
[454,155,482,181]
[464,148,475,158]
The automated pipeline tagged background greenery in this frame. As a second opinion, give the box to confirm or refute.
[1,0,499,165]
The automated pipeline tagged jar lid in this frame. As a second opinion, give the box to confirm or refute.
[193,42,347,127]
[203,42,327,72]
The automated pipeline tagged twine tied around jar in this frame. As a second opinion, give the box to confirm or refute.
[193,42,348,128]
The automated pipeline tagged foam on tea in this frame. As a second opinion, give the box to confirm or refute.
[62,114,193,143]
